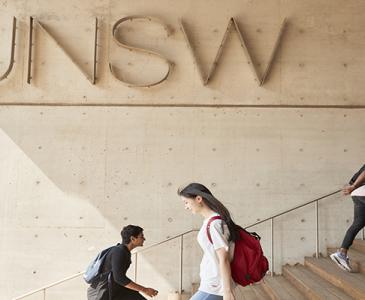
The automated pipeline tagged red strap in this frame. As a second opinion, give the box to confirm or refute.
[206,216,222,244]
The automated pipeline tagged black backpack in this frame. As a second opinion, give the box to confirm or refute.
[84,246,114,284]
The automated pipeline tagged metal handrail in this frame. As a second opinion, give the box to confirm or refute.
[135,229,198,254]
[133,229,199,294]
[244,189,342,229]
[12,230,199,300]
[13,272,84,300]
[14,188,358,300]
[243,189,343,275]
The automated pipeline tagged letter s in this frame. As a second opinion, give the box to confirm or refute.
[109,16,173,88]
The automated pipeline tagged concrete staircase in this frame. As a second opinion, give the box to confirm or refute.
[174,240,365,300]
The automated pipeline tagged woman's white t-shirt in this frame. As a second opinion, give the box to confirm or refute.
[351,185,365,197]
[197,213,235,296]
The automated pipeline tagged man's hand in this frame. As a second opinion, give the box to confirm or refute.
[343,184,355,195]
[142,287,159,297]
[223,290,235,300]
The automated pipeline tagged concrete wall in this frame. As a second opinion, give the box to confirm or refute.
[1,1,365,299]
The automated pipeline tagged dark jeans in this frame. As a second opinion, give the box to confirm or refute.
[341,196,365,249]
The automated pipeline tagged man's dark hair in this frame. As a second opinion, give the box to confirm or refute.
[121,225,144,244]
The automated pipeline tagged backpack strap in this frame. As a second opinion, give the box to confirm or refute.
[248,231,261,240]
[108,272,113,300]
[206,216,222,244]
[237,225,261,240]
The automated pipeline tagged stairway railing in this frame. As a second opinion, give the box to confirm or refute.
[14,189,364,300]
[244,189,343,276]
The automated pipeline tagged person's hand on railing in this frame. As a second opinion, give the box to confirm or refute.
[142,287,159,298]
[343,184,355,195]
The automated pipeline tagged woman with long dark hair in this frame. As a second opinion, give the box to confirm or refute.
[178,183,239,300]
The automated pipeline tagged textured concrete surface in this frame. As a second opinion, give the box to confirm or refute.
[1,1,365,299]
[1,107,364,299]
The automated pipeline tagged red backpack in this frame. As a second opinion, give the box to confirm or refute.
[206,216,269,286]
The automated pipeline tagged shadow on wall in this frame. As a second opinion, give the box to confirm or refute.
[0,106,205,295]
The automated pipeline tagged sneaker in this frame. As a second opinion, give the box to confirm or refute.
[330,251,352,272]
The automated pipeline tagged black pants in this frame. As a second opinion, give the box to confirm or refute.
[341,196,365,249]
[113,287,147,300]
[87,281,146,300]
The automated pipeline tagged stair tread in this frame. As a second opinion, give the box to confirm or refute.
[235,286,259,300]
[251,283,270,300]
[262,275,306,300]
[284,264,353,300]
[352,239,365,253]
[250,283,270,300]
[305,257,365,298]
[235,283,270,300]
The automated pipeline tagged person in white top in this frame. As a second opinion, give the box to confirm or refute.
[178,183,240,300]
[330,164,365,272]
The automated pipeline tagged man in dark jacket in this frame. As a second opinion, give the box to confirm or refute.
[87,225,158,300]
[330,164,365,272]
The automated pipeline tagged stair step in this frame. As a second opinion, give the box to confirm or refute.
[235,283,270,300]
[328,247,365,274]
[250,283,271,300]
[352,239,365,254]
[305,257,365,300]
[261,275,306,300]
[167,292,190,300]
[283,264,353,300]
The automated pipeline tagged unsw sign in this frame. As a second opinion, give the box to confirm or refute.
[0,16,287,88]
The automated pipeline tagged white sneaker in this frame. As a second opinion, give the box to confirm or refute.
[330,252,352,272]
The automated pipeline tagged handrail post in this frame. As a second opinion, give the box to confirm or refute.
[43,289,46,300]
[271,218,274,276]
[179,235,184,294]
[315,201,319,258]
[362,228,365,240]
[134,253,138,282]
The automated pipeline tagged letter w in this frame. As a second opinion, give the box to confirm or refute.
[180,17,287,86]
